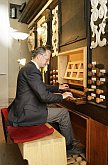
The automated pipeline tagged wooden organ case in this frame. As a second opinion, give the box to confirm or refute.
[53,0,108,164]
[51,45,108,165]
[49,2,108,163]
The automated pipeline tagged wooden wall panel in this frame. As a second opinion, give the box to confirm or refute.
[59,0,86,52]
[69,112,86,145]
[89,119,108,165]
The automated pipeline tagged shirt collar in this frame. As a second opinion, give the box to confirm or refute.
[31,60,40,70]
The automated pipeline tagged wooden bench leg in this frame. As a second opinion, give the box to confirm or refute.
[18,124,67,165]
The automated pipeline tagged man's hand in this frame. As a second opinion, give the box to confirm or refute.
[59,84,69,90]
[62,92,73,99]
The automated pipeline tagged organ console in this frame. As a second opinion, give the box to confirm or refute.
[50,69,58,85]
[96,98,103,103]
[49,47,108,165]
[60,86,86,105]
[96,89,104,95]
[88,71,95,77]
[96,70,105,77]
[88,63,104,69]
[88,79,94,85]
[49,47,108,109]
[84,88,94,92]
[87,95,94,101]
[96,80,104,86]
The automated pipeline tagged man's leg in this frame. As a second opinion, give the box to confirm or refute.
[47,107,74,146]
[47,106,84,155]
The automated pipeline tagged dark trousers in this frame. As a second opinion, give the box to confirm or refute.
[47,106,74,146]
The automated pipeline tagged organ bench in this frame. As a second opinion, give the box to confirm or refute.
[1,108,67,165]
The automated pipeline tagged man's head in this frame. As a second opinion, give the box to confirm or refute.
[32,46,51,68]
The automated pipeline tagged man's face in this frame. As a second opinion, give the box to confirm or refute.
[39,50,51,68]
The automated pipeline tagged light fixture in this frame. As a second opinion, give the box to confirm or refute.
[11,31,29,40]
[17,58,26,70]
[10,29,29,69]
[17,58,26,66]
[10,7,16,18]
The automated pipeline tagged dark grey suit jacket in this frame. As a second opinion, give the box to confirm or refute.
[8,61,63,126]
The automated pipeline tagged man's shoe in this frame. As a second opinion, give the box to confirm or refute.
[66,139,80,150]
[67,146,85,156]
[72,139,80,146]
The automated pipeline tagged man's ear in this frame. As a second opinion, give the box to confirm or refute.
[37,54,42,60]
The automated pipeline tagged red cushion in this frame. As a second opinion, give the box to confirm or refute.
[1,108,8,121]
[1,107,54,143]
[7,125,54,143]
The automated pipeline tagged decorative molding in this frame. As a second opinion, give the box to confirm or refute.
[28,0,54,28]
[37,16,47,47]
[90,0,107,49]
[52,5,59,56]
[28,28,35,52]
[19,0,48,24]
